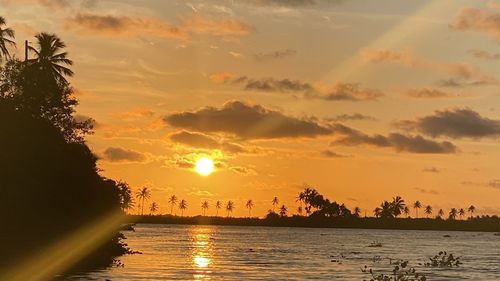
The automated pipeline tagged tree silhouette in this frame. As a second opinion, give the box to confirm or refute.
[201,200,209,216]
[458,208,465,220]
[272,196,279,212]
[279,205,288,217]
[27,33,74,83]
[226,200,234,217]
[403,206,410,218]
[215,200,222,216]
[413,201,422,218]
[0,16,15,61]
[424,205,433,218]
[149,202,158,215]
[179,199,187,216]
[468,205,476,219]
[391,196,406,217]
[297,206,303,216]
[437,209,444,219]
[168,195,178,215]
[245,199,254,217]
[354,207,361,217]
[449,208,458,220]
[117,181,134,213]
[135,187,151,216]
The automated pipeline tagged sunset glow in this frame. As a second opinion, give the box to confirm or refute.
[194,158,214,176]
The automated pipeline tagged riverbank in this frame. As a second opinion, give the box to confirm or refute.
[126,214,500,233]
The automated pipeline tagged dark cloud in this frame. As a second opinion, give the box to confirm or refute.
[327,113,376,122]
[330,124,457,154]
[423,167,440,173]
[397,108,500,139]
[255,49,296,61]
[406,88,453,99]
[245,0,317,6]
[469,49,500,60]
[449,7,500,41]
[235,76,314,93]
[435,78,493,88]
[164,101,331,139]
[320,150,347,158]
[311,83,384,101]
[103,147,147,162]
[169,130,247,153]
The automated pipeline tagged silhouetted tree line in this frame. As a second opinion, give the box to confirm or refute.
[0,17,132,272]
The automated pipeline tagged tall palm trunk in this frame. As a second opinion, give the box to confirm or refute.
[141,197,145,216]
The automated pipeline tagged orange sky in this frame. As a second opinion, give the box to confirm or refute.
[2,0,500,217]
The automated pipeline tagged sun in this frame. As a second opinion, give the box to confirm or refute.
[194,157,214,176]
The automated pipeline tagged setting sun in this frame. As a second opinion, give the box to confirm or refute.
[194,158,214,176]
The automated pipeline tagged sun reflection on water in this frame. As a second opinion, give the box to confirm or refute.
[190,226,214,280]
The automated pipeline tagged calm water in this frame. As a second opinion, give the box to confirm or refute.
[67,224,500,280]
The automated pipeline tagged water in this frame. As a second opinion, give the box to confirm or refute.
[68,224,500,280]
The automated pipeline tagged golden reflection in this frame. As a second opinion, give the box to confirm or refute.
[189,226,214,281]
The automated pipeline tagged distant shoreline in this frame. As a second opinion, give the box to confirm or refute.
[126,215,500,233]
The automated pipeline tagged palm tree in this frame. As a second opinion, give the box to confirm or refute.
[424,205,433,218]
[215,201,222,216]
[279,205,288,217]
[468,205,476,219]
[178,199,187,216]
[437,208,444,219]
[391,196,406,217]
[149,202,158,215]
[135,187,151,216]
[374,207,382,218]
[201,200,209,216]
[272,196,279,212]
[226,201,234,217]
[27,33,73,83]
[403,206,410,218]
[413,201,422,218]
[0,16,15,61]
[354,207,361,217]
[168,195,178,215]
[458,208,465,220]
[245,199,254,217]
[449,208,458,220]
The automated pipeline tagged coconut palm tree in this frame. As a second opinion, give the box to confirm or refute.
[178,199,187,216]
[424,205,433,218]
[374,207,382,218]
[391,196,406,217]
[27,33,73,83]
[279,205,288,217]
[168,195,178,215]
[449,208,458,220]
[413,201,422,218]
[135,187,151,216]
[468,205,476,219]
[201,200,209,216]
[149,202,158,215]
[0,16,16,61]
[215,200,222,216]
[403,206,410,218]
[245,199,254,217]
[437,208,444,219]
[458,208,465,220]
[297,206,303,216]
[226,201,234,217]
[354,207,361,217]
[271,196,279,212]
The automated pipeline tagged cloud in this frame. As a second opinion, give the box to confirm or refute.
[468,49,500,60]
[113,108,155,121]
[488,179,500,188]
[330,124,457,154]
[103,147,147,162]
[255,49,296,61]
[221,75,383,101]
[168,130,247,153]
[406,88,454,99]
[314,82,384,101]
[229,166,257,176]
[320,150,347,158]
[423,167,440,173]
[229,51,243,58]
[245,0,317,6]
[64,13,251,40]
[163,100,332,139]
[449,7,500,41]
[414,187,439,195]
[209,72,237,83]
[362,48,495,84]
[397,108,500,139]
[0,0,69,9]
[326,113,376,122]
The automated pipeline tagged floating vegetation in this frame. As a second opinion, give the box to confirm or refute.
[368,241,383,247]
[443,234,451,238]
[494,233,500,236]
[361,260,426,281]
[424,251,461,268]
